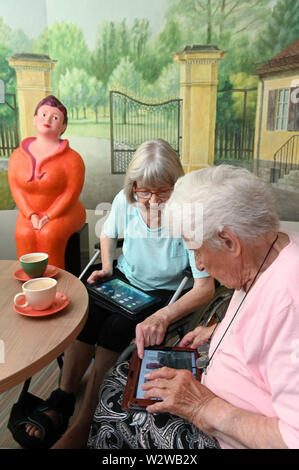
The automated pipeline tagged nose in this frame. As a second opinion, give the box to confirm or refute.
[149,193,161,204]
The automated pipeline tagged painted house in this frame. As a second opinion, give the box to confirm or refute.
[254,39,299,182]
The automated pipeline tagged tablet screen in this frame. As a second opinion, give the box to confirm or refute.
[136,348,197,399]
[93,278,156,312]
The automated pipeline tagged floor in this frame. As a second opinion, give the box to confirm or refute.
[0,361,88,449]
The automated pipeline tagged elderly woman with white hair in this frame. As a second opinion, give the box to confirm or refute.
[87,164,299,449]
[21,139,214,449]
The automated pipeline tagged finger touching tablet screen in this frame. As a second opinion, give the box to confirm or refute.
[122,346,200,410]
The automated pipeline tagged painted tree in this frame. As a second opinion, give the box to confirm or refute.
[146,63,180,100]
[32,22,90,92]
[167,0,274,46]
[59,68,83,119]
[91,23,111,87]
[60,69,107,122]
[108,57,141,96]
[131,18,150,61]
[155,18,183,67]
[91,19,153,88]
[229,73,258,124]
[139,18,183,84]
[0,17,11,46]
[7,29,32,54]
[255,0,299,63]
[108,57,142,125]
[0,43,16,124]
[87,76,106,122]
[91,21,128,88]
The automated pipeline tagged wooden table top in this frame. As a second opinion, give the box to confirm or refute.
[0,260,88,393]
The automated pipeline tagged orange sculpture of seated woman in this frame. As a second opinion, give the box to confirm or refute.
[8,95,86,269]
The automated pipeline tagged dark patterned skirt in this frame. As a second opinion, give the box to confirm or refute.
[87,361,220,450]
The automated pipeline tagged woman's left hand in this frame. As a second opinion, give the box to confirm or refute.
[142,367,217,433]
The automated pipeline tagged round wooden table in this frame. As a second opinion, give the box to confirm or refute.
[0,260,88,393]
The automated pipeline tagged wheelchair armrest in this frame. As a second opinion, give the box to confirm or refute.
[182,267,192,278]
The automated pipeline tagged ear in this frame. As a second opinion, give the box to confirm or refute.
[217,228,241,257]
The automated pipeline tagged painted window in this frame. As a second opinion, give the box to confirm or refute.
[275,88,290,131]
[267,87,299,132]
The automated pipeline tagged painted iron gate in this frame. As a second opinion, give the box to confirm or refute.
[0,93,19,156]
[214,87,257,165]
[110,91,182,174]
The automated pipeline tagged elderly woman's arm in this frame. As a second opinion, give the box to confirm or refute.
[143,368,287,449]
[135,276,215,358]
[200,394,287,449]
[87,233,117,283]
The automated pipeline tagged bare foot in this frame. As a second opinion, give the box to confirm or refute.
[25,410,60,438]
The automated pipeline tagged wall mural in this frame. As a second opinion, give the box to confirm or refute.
[0,0,299,212]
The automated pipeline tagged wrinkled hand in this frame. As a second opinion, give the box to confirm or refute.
[135,311,168,358]
[142,367,216,433]
[30,214,49,230]
[179,325,217,349]
[87,268,113,284]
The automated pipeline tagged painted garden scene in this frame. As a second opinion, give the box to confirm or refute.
[0,0,299,214]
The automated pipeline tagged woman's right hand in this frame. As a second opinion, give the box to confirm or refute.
[135,310,169,359]
[87,268,113,284]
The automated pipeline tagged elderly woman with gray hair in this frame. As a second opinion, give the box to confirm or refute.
[88,164,299,449]
[21,139,214,449]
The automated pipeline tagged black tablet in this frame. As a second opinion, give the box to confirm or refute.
[122,346,201,410]
[87,276,161,319]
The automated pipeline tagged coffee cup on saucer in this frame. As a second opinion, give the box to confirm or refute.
[14,277,57,311]
[20,253,48,278]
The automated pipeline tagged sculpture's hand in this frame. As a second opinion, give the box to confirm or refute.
[30,214,40,230]
[30,214,50,230]
[39,215,50,229]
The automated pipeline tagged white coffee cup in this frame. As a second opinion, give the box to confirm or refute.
[14,277,57,311]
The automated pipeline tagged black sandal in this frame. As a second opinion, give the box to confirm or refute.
[8,388,76,449]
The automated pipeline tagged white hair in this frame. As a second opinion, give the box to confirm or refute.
[166,164,279,248]
[123,139,184,204]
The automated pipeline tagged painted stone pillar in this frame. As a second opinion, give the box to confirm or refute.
[174,45,226,172]
[6,53,56,139]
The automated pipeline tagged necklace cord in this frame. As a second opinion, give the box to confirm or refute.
[203,234,278,373]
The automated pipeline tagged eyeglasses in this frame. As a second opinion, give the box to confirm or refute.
[134,187,173,200]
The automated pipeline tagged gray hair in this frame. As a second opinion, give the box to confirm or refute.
[124,139,184,204]
[167,164,279,247]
